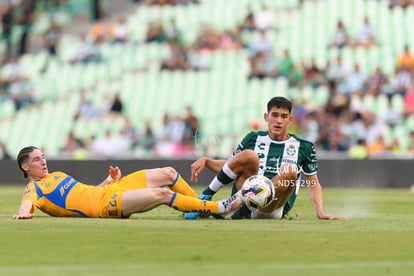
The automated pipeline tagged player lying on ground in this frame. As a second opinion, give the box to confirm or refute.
[185,96,346,220]
[13,146,242,219]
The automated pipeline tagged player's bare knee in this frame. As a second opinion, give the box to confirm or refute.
[161,166,178,182]
[235,149,259,168]
[157,188,174,203]
[240,149,259,161]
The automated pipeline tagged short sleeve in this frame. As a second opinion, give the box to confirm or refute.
[301,142,318,175]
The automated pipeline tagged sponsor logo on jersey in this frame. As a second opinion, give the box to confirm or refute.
[59,178,77,196]
[109,193,119,207]
[282,158,297,164]
[265,166,279,175]
[108,210,118,217]
[257,142,266,150]
[307,163,318,171]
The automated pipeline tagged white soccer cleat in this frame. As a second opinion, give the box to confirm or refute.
[220,191,243,219]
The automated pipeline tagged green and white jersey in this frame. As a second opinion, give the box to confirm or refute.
[232,131,318,214]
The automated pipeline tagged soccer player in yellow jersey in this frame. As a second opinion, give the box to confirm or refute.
[13,146,242,219]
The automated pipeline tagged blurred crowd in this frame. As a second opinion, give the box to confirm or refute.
[145,0,200,6]
[238,2,414,159]
[388,0,414,9]
[0,0,36,111]
[60,103,200,159]
[1,0,414,160]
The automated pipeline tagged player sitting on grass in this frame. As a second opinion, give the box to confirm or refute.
[185,96,346,220]
[13,146,242,219]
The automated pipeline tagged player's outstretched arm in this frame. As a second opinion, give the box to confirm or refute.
[13,200,34,220]
[97,166,122,187]
[191,157,226,182]
[306,174,346,220]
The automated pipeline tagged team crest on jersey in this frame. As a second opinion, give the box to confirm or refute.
[286,144,296,156]
[44,181,51,188]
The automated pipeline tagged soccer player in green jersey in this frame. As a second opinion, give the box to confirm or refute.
[185,96,346,220]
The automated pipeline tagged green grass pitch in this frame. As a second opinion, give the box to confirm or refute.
[1,185,413,276]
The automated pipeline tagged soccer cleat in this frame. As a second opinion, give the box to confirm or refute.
[221,191,243,219]
[229,203,252,219]
[184,192,212,220]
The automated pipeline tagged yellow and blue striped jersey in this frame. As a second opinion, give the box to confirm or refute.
[22,171,104,217]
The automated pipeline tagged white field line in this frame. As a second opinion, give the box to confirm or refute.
[0,260,414,272]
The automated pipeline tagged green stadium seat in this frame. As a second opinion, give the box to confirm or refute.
[0,100,15,119]
[404,115,414,132]
[391,94,405,114]
[375,94,389,116]
[394,125,410,150]
[362,94,376,113]
[3,0,414,158]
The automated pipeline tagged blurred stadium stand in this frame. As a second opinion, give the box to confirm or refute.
[1,0,414,159]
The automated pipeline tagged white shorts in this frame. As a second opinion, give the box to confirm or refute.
[250,205,284,219]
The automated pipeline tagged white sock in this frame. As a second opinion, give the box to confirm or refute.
[209,163,238,192]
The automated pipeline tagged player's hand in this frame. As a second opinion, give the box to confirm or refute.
[108,166,121,183]
[13,213,33,220]
[318,214,346,220]
[191,157,207,182]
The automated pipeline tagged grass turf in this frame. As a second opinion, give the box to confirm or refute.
[0,185,413,275]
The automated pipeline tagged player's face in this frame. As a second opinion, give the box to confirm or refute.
[23,149,49,180]
[264,106,293,141]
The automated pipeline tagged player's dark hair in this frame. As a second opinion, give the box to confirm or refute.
[17,146,38,179]
[267,97,292,113]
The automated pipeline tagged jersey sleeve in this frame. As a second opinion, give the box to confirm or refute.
[231,131,255,157]
[20,182,37,213]
[300,141,318,175]
[22,183,36,202]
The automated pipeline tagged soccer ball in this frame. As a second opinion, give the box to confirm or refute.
[241,175,275,211]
